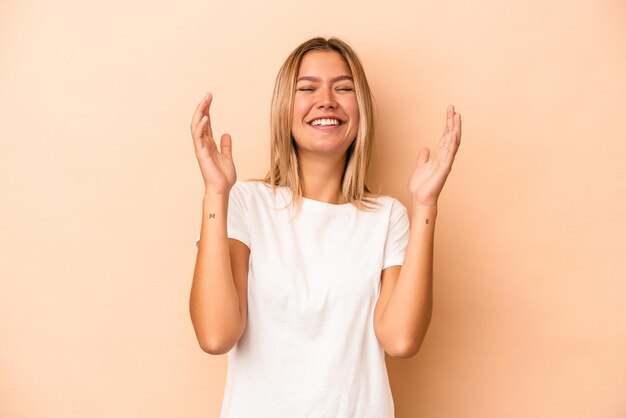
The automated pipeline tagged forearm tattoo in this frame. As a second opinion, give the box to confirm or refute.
[209,213,215,219]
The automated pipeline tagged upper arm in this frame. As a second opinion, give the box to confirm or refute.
[229,238,250,340]
[374,265,402,356]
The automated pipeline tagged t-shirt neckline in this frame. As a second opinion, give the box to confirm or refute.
[301,196,354,213]
[277,185,355,213]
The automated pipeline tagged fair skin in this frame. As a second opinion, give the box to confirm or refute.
[374,104,461,358]
[189,94,247,354]
[291,50,359,204]
[189,49,462,358]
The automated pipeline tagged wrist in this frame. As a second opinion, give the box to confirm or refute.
[412,201,438,211]
[411,203,438,225]
[202,192,229,206]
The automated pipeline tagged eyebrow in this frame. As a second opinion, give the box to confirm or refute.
[296,75,354,82]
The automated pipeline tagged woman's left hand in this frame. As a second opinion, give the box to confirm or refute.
[407,105,462,207]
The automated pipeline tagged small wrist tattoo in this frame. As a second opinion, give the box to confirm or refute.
[425,219,430,224]
[209,213,216,219]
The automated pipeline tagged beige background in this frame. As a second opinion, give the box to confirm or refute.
[1,0,625,417]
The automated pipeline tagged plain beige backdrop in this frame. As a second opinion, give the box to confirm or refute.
[1,0,625,417]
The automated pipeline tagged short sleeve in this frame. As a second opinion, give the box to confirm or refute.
[382,199,410,270]
[195,181,251,250]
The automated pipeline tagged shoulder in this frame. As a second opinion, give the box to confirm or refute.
[374,196,410,234]
[231,179,283,203]
[368,193,408,213]
[227,180,259,209]
[231,179,265,196]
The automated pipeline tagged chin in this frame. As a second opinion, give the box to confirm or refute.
[295,141,351,156]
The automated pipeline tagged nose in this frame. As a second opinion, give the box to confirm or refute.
[316,86,337,108]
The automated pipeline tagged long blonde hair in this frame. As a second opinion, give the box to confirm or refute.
[249,36,382,215]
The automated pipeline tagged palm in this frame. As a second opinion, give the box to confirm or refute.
[408,105,462,207]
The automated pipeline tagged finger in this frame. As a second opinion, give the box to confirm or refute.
[443,105,454,136]
[204,93,214,140]
[444,145,457,167]
[449,113,461,148]
[191,92,210,133]
[192,115,210,151]
[192,92,214,140]
[220,133,232,159]
[445,116,462,166]
[417,147,430,166]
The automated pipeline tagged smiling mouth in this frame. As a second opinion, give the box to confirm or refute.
[308,118,344,127]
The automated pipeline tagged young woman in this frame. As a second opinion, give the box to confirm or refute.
[189,37,461,418]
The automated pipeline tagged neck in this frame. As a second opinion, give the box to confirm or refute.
[297,150,347,204]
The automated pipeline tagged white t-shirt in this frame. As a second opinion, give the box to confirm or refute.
[195,180,410,418]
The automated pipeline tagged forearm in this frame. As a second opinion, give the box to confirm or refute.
[189,193,242,352]
[380,204,437,354]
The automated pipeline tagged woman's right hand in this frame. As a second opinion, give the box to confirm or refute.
[190,92,237,195]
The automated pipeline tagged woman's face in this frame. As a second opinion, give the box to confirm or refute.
[291,50,359,157]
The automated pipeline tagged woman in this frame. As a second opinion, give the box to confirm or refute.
[189,37,461,418]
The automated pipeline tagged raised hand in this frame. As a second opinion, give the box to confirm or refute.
[190,92,237,195]
[407,105,462,207]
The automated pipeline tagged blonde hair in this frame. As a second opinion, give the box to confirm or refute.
[249,36,382,216]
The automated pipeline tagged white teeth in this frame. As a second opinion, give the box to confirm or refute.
[310,118,340,126]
